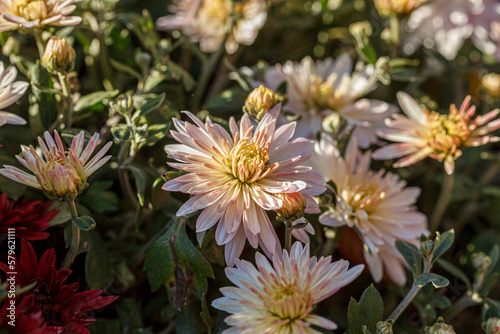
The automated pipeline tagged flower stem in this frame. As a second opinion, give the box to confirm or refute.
[62,200,81,269]
[387,261,430,322]
[429,172,455,233]
[442,293,476,322]
[58,72,74,128]
[389,13,400,58]
[33,31,45,60]
[284,220,293,252]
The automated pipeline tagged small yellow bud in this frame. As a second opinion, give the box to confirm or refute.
[274,192,306,222]
[110,95,134,115]
[483,317,500,334]
[424,317,456,334]
[374,0,429,17]
[243,85,279,121]
[482,73,500,98]
[42,36,76,73]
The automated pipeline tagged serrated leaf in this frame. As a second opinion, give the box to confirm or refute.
[415,273,449,288]
[436,258,471,290]
[396,240,421,277]
[74,90,119,112]
[347,285,383,334]
[127,165,148,206]
[73,215,96,231]
[143,218,214,310]
[432,229,455,261]
[111,123,135,142]
[85,231,114,290]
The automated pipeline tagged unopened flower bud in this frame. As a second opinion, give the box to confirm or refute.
[377,320,394,334]
[135,51,152,70]
[425,317,456,334]
[274,192,306,222]
[482,73,500,99]
[420,240,435,256]
[110,95,134,115]
[2,36,20,56]
[472,252,492,273]
[42,36,76,73]
[483,317,500,334]
[243,85,279,121]
[349,21,373,40]
[374,0,429,17]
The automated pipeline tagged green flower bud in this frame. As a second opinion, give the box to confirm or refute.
[243,85,279,121]
[472,252,492,273]
[110,95,134,115]
[42,36,76,74]
[425,317,456,334]
[376,320,394,334]
[420,240,435,257]
[483,317,500,334]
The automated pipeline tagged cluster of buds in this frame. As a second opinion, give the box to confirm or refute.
[472,252,492,273]
[243,85,282,121]
[424,317,456,334]
[274,192,306,222]
[482,73,500,99]
[376,320,394,334]
[42,36,76,74]
[374,0,429,17]
[483,318,500,334]
[110,95,134,116]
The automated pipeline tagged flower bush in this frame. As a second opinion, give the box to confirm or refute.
[0,0,499,333]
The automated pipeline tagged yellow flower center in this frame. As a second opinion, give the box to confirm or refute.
[228,138,270,183]
[424,110,470,160]
[263,282,314,325]
[309,75,346,112]
[347,177,387,215]
[11,0,47,21]
[199,0,231,29]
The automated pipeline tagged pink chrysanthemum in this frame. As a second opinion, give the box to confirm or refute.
[0,61,28,126]
[0,0,82,31]
[212,241,364,333]
[262,54,395,148]
[0,130,112,201]
[156,0,267,54]
[312,134,428,285]
[373,92,500,175]
[163,106,325,266]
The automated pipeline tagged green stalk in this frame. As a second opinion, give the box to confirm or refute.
[284,220,293,252]
[389,13,400,58]
[33,31,45,60]
[58,72,74,128]
[61,200,81,269]
[429,172,455,233]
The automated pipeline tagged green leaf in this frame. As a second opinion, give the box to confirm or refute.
[479,272,500,296]
[143,218,214,309]
[396,240,422,277]
[85,231,114,290]
[432,229,455,261]
[348,285,383,334]
[28,63,57,133]
[111,123,135,142]
[110,59,143,82]
[436,258,472,290]
[486,245,500,280]
[167,60,195,91]
[79,180,119,214]
[200,292,211,328]
[73,215,96,231]
[132,93,165,121]
[415,273,450,288]
[127,165,148,206]
[74,90,119,112]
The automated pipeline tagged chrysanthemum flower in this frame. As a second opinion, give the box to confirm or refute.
[312,134,428,285]
[0,240,118,333]
[373,92,500,175]
[0,61,28,126]
[404,0,500,60]
[0,130,112,201]
[156,0,267,54]
[0,0,82,31]
[212,242,364,333]
[163,105,325,266]
[263,54,394,148]
[0,192,58,240]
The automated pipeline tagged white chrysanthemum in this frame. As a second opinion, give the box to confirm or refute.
[0,0,82,31]
[0,61,28,126]
[0,131,112,201]
[212,242,364,334]
[405,0,500,60]
[263,54,394,148]
[312,134,428,285]
[156,0,267,54]
[163,106,325,266]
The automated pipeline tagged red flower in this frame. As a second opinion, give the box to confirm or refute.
[0,192,58,240]
[0,240,118,333]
